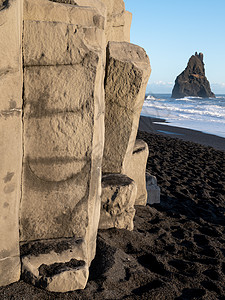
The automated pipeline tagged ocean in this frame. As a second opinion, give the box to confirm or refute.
[141,94,225,138]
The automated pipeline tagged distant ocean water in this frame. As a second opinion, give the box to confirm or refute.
[141,94,225,138]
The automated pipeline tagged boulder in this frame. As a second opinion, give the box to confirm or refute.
[0,0,22,286]
[172,52,215,98]
[20,0,105,291]
[21,238,88,292]
[99,174,137,231]
[146,173,160,205]
[124,140,149,206]
[102,41,151,174]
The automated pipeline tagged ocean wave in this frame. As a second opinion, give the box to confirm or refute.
[174,113,225,124]
[142,94,225,137]
[143,102,225,119]
[145,95,156,100]
[216,96,225,99]
[176,96,203,101]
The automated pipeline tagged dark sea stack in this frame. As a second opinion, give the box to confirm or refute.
[172,52,215,98]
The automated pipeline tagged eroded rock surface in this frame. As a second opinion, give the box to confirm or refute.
[103,41,151,174]
[21,238,88,292]
[19,0,105,292]
[99,174,137,231]
[101,0,132,43]
[0,0,151,292]
[0,0,22,286]
[172,52,215,98]
[124,140,149,205]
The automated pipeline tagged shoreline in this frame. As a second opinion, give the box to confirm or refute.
[139,115,225,151]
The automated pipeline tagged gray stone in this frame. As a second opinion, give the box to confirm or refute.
[0,0,22,286]
[21,238,88,292]
[0,256,21,288]
[100,0,132,43]
[99,174,137,231]
[102,41,151,174]
[0,0,153,292]
[146,173,160,205]
[24,0,105,28]
[23,20,105,66]
[124,140,149,206]
[20,1,106,291]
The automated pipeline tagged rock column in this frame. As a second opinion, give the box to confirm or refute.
[100,0,132,43]
[0,0,23,286]
[103,41,151,174]
[19,0,105,291]
[101,41,151,221]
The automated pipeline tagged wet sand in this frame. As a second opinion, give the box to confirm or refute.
[1,127,225,299]
[139,116,225,152]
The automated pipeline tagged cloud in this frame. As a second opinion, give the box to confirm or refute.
[209,83,225,94]
[146,81,225,94]
[212,82,225,86]
[150,81,173,86]
[146,81,174,93]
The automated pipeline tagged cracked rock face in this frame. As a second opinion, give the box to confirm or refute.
[19,0,105,292]
[21,238,89,292]
[0,0,151,292]
[101,0,132,43]
[99,174,137,231]
[124,140,149,206]
[49,0,77,5]
[0,0,22,287]
[0,0,9,11]
[102,41,151,174]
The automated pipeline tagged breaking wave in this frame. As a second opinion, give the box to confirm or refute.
[142,94,225,138]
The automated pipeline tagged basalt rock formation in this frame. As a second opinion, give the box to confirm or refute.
[172,52,215,98]
[0,0,153,292]
[103,41,151,207]
[99,174,137,231]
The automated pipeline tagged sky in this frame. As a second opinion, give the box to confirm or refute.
[124,0,225,94]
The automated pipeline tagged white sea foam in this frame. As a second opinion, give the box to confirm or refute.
[145,95,156,100]
[142,94,225,138]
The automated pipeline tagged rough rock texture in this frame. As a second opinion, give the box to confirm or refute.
[23,21,105,66]
[21,238,88,292]
[23,0,104,27]
[99,174,137,231]
[49,0,77,4]
[75,0,106,18]
[100,0,132,43]
[0,0,151,292]
[0,0,22,286]
[19,0,105,292]
[146,172,160,205]
[124,139,149,206]
[102,41,151,174]
[172,52,215,98]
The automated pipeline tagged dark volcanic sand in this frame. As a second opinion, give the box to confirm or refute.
[1,132,225,299]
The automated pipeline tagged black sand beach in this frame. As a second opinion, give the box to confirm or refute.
[1,124,225,299]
